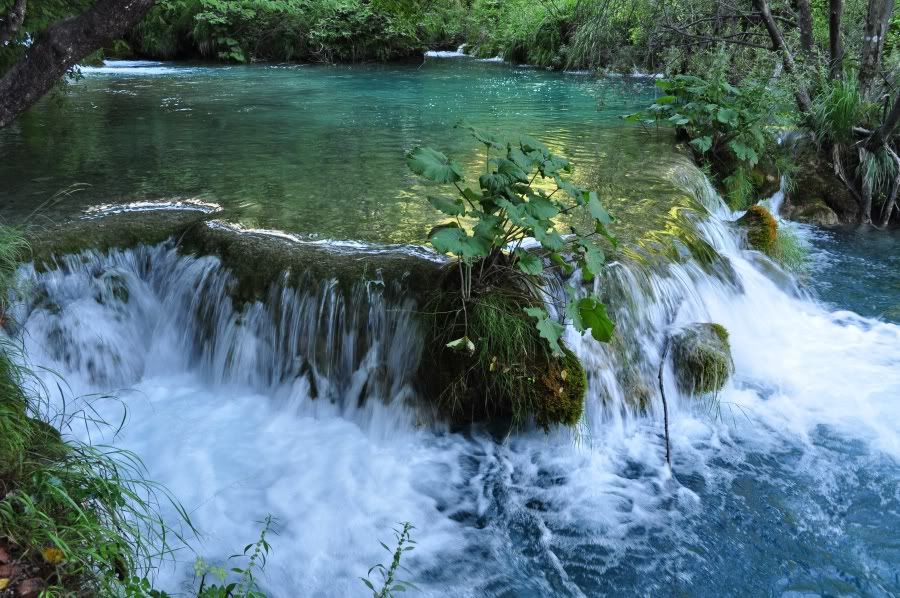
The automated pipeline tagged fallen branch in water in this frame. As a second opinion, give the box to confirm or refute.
[658,337,672,467]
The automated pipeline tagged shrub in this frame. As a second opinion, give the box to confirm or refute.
[626,59,794,208]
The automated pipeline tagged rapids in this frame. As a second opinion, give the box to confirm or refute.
[11,163,900,596]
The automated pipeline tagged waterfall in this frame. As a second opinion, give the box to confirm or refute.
[11,162,900,596]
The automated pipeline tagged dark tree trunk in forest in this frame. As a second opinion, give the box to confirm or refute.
[828,0,844,79]
[0,0,27,46]
[752,0,813,113]
[0,0,155,129]
[867,95,900,150]
[796,0,813,57]
[858,0,894,98]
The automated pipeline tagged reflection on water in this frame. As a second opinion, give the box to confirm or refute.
[0,59,684,244]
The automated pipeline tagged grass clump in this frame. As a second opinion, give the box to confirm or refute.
[671,323,733,396]
[770,225,809,272]
[421,288,586,430]
[0,224,197,596]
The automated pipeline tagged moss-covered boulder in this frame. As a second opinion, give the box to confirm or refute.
[737,205,777,255]
[419,286,586,430]
[783,144,858,224]
[783,198,840,227]
[671,323,733,395]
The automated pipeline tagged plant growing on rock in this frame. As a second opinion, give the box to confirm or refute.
[407,126,616,355]
[406,127,615,428]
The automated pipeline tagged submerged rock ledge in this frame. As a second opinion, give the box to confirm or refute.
[26,209,445,300]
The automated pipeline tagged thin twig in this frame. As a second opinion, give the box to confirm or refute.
[658,337,672,467]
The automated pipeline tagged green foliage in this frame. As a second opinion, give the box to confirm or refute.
[407,126,616,354]
[133,0,422,62]
[625,57,794,208]
[810,74,876,145]
[361,522,417,598]
[770,224,809,272]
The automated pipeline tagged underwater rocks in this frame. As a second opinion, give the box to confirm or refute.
[671,323,733,395]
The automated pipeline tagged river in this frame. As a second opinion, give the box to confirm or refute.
[3,58,900,596]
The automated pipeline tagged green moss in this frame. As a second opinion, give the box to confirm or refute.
[737,205,778,255]
[709,322,729,344]
[671,323,733,395]
[534,347,586,428]
[420,285,587,430]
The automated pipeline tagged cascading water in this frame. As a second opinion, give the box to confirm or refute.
[11,163,900,596]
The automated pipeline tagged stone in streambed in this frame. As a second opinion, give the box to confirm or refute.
[671,323,733,395]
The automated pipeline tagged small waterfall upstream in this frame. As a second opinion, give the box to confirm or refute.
[11,163,900,596]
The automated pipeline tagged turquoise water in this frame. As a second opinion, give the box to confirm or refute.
[0,59,679,243]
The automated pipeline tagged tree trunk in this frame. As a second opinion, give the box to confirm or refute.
[828,0,843,79]
[0,0,156,129]
[0,0,27,46]
[752,0,813,113]
[858,0,894,98]
[867,94,900,150]
[797,0,813,58]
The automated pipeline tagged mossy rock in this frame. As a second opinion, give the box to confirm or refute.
[419,285,586,430]
[737,205,777,255]
[671,323,733,395]
[750,162,781,199]
[784,199,840,227]
[785,143,859,224]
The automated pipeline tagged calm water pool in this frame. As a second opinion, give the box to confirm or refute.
[1,59,683,244]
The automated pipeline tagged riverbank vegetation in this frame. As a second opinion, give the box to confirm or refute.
[409,127,615,428]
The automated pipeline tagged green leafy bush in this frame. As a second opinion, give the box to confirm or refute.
[407,126,616,355]
[626,69,792,208]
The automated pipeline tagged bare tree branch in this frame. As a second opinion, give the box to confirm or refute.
[752,0,813,113]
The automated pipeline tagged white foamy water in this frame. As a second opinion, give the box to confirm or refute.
[12,166,900,596]
[424,45,468,58]
[78,60,200,76]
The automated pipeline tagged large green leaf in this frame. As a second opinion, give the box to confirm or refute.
[716,108,738,126]
[429,224,466,255]
[579,242,605,279]
[586,192,612,224]
[534,226,564,251]
[473,213,502,241]
[524,307,564,357]
[509,147,536,172]
[690,136,713,153]
[407,147,463,183]
[495,158,530,183]
[540,154,571,176]
[460,125,504,149]
[519,135,549,155]
[526,195,559,219]
[514,249,543,275]
[553,175,583,199]
[428,195,465,216]
[479,172,513,194]
[728,140,758,165]
[576,297,614,342]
